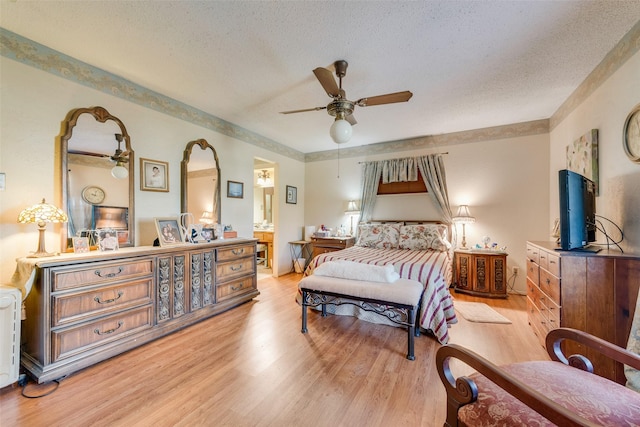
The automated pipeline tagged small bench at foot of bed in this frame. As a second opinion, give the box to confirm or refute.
[298,275,424,360]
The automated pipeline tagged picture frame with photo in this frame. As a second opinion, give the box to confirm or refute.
[227,180,243,199]
[72,236,90,253]
[97,228,120,251]
[141,158,169,192]
[186,223,204,243]
[286,185,297,204]
[155,218,184,246]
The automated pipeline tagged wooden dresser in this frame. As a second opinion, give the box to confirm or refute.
[526,241,640,384]
[310,236,355,258]
[19,239,258,383]
[454,250,508,298]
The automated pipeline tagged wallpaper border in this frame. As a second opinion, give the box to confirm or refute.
[2,22,638,162]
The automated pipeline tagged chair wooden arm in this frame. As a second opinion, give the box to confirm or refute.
[546,327,640,370]
[436,344,599,427]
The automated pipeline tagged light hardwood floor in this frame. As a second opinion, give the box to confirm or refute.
[1,273,548,427]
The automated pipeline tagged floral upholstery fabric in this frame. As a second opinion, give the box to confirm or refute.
[398,224,450,251]
[458,360,640,426]
[626,290,640,392]
[355,224,400,249]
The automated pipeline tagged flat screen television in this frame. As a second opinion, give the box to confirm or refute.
[558,169,599,252]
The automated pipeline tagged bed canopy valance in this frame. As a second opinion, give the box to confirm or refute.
[358,154,453,224]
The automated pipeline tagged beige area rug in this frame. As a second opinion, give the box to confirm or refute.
[454,301,512,324]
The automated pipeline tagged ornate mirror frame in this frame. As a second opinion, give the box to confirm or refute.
[58,106,135,250]
[181,139,221,225]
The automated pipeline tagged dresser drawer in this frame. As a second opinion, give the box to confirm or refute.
[527,278,543,311]
[526,258,539,285]
[526,244,540,264]
[527,297,546,347]
[217,244,255,262]
[52,278,153,327]
[51,305,153,362]
[52,259,154,291]
[546,252,560,277]
[539,268,560,305]
[216,257,255,282]
[545,298,560,330]
[217,276,256,302]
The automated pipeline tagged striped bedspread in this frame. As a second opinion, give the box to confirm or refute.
[303,246,458,344]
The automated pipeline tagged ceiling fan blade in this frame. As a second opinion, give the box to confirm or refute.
[355,91,413,107]
[346,113,357,126]
[313,67,341,98]
[280,106,327,114]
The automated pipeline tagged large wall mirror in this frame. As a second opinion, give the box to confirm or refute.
[58,106,135,250]
[181,139,221,226]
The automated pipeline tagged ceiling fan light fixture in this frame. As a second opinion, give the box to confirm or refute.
[111,161,129,179]
[330,116,352,144]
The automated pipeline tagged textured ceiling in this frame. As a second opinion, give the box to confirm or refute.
[2,1,640,154]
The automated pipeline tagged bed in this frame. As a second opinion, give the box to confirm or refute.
[299,221,458,344]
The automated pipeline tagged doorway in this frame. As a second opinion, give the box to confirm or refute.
[254,158,276,278]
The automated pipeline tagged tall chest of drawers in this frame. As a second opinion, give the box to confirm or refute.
[20,239,258,383]
[526,241,640,384]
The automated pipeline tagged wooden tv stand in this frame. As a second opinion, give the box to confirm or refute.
[18,239,259,383]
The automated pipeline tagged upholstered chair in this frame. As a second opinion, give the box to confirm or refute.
[437,328,640,426]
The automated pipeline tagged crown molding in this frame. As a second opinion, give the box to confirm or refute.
[3,23,637,163]
[305,119,550,162]
[0,28,305,162]
[550,20,640,130]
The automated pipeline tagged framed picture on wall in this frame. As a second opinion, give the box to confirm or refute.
[141,158,169,192]
[286,185,297,204]
[227,180,244,199]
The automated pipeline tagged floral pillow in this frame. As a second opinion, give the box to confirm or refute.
[355,223,400,249]
[399,224,451,251]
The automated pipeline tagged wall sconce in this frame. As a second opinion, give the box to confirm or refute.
[256,170,273,187]
[344,200,360,236]
[17,199,68,258]
[110,133,129,179]
[452,205,475,249]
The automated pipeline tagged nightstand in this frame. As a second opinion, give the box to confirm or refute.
[310,236,355,258]
[454,249,508,298]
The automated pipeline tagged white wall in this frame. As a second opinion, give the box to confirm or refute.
[0,57,306,281]
[304,133,550,294]
[549,51,640,253]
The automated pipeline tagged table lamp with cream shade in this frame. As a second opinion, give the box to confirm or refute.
[18,199,68,257]
[344,200,360,236]
[452,205,475,250]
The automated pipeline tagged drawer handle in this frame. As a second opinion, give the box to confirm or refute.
[95,267,123,278]
[94,291,124,305]
[94,321,123,336]
[230,264,243,271]
[231,284,245,291]
[232,248,245,255]
[549,260,557,265]
[546,278,551,285]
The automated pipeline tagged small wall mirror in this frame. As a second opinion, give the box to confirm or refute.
[59,106,135,250]
[181,139,221,227]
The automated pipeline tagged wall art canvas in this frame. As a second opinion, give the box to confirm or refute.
[566,129,599,195]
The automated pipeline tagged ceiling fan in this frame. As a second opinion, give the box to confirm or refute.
[280,60,413,144]
[68,134,129,179]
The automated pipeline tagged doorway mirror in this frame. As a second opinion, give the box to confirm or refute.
[59,106,135,250]
[181,139,221,226]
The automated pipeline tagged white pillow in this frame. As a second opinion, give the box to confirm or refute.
[313,260,400,283]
